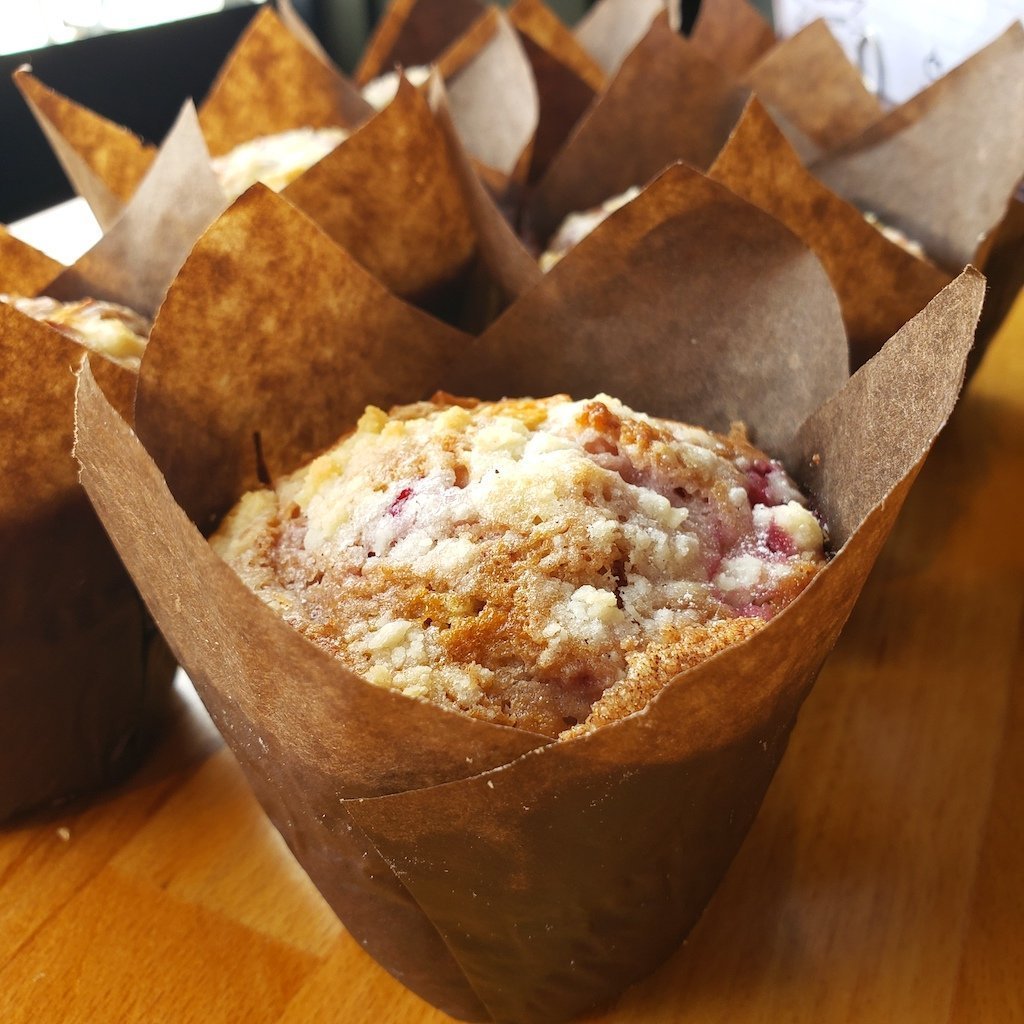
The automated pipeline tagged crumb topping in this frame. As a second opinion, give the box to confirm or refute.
[213,394,826,738]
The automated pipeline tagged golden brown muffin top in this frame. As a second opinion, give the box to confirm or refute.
[214,393,826,738]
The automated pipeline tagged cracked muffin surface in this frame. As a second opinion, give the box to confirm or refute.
[213,393,827,738]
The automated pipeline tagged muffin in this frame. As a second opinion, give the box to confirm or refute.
[214,393,826,738]
[361,65,432,111]
[862,210,927,259]
[539,187,641,271]
[1,294,149,371]
[210,126,350,201]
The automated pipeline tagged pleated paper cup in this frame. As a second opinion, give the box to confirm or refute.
[809,24,1024,366]
[0,124,227,820]
[709,98,953,367]
[73,170,983,1020]
[15,7,370,232]
[0,228,179,822]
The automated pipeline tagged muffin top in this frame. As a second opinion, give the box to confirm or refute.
[210,126,349,201]
[361,65,432,111]
[539,187,641,272]
[862,210,927,259]
[213,394,827,738]
[2,294,149,371]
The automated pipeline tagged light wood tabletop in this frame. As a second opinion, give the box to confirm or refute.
[2,297,1022,1024]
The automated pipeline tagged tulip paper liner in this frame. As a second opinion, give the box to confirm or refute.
[355,0,488,83]
[688,0,775,78]
[456,97,954,368]
[18,59,482,314]
[742,18,884,162]
[709,99,952,368]
[0,226,61,294]
[15,7,371,231]
[354,0,679,191]
[506,0,606,182]
[573,0,679,78]
[811,23,1024,274]
[0,122,223,819]
[356,0,673,86]
[0,234,166,821]
[13,5,541,312]
[442,11,540,193]
[72,169,982,1020]
[528,13,749,240]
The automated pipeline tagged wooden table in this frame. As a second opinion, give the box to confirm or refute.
[2,300,1022,1024]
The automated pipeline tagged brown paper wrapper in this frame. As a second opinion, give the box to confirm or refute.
[973,195,1024,371]
[507,0,605,182]
[198,6,370,157]
[45,102,227,318]
[16,15,487,317]
[0,226,61,294]
[280,78,476,307]
[443,11,539,195]
[573,0,678,77]
[15,8,371,228]
[0,125,215,820]
[72,166,984,1018]
[13,68,156,231]
[811,23,1024,273]
[709,98,953,367]
[355,0,486,84]
[528,14,749,239]
[689,0,775,78]
[743,19,883,161]
[0,296,170,822]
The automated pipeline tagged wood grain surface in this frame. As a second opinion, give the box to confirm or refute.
[2,298,1022,1024]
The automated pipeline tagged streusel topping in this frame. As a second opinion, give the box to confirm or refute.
[214,394,826,737]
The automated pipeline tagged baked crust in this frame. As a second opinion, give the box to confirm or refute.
[214,394,827,737]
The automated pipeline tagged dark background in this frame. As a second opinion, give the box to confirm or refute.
[0,0,707,222]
